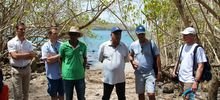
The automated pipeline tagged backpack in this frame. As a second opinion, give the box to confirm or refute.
[193,45,212,82]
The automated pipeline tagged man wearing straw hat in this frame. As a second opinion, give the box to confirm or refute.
[59,26,87,100]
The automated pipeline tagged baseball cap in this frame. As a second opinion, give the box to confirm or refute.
[111,27,122,33]
[69,26,83,37]
[135,25,146,34]
[181,27,196,35]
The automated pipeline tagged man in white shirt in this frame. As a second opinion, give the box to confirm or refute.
[172,27,207,100]
[7,23,35,100]
[98,27,129,100]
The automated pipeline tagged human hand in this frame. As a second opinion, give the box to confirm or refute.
[172,71,177,78]
[131,60,138,70]
[191,82,198,92]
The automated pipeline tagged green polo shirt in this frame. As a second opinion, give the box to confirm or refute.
[59,40,87,80]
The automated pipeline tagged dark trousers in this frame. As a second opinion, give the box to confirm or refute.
[63,79,85,100]
[102,82,126,100]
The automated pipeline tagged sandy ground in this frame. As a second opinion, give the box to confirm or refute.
[5,62,201,100]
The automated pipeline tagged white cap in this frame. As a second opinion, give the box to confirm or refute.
[181,27,196,35]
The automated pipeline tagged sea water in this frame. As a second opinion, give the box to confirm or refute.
[81,29,134,65]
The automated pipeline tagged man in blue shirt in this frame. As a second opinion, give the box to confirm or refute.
[41,27,64,100]
[129,25,161,100]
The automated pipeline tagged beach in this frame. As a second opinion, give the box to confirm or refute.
[5,62,179,100]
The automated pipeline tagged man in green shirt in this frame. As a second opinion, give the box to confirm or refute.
[59,26,87,100]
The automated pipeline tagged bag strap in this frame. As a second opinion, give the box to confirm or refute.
[175,44,185,74]
[193,45,202,76]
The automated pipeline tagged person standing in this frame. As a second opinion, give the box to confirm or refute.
[59,26,87,100]
[41,27,64,100]
[7,22,35,100]
[98,27,129,100]
[129,25,161,100]
[172,27,207,100]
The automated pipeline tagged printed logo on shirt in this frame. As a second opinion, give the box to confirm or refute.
[79,51,83,55]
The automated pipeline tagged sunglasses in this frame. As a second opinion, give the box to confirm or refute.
[18,28,26,31]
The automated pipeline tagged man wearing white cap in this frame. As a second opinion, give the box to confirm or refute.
[172,27,207,100]
[59,26,87,100]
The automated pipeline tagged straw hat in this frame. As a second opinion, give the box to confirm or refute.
[69,26,83,37]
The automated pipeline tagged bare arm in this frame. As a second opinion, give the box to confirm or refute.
[156,55,162,80]
[195,63,204,81]
[192,62,204,92]
[83,57,88,69]
[129,51,138,70]
[156,55,162,73]
[172,61,180,77]
[10,51,35,60]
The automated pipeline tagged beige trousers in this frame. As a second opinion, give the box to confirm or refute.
[11,66,31,100]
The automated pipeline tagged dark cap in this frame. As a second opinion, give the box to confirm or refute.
[135,25,146,34]
[111,27,122,33]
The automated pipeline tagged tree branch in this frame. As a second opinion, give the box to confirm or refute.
[196,0,220,23]
[79,0,114,30]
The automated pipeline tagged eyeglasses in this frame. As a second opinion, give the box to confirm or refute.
[18,28,26,31]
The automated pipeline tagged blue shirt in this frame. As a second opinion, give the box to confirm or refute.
[41,40,62,79]
[129,40,159,74]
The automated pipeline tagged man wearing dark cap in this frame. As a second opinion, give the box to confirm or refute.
[129,25,161,100]
[59,26,87,100]
[98,27,129,100]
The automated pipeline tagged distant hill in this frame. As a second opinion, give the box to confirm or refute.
[91,22,135,31]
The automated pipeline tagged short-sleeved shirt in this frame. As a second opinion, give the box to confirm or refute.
[41,40,62,79]
[7,36,33,67]
[129,40,159,74]
[98,40,129,85]
[59,40,87,80]
[179,43,207,83]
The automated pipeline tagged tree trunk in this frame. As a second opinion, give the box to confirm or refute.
[208,75,220,100]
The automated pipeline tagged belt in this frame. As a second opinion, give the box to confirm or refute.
[12,64,29,69]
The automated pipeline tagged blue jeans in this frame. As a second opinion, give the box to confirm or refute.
[102,82,126,100]
[63,79,85,100]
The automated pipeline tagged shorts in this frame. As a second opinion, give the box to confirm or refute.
[47,77,64,97]
[135,70,156,94]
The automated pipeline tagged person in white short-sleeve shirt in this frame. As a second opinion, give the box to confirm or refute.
[172,27,207,100]
[98,27,129,100]
[7,22,35,100]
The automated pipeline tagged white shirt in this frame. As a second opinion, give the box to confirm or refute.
[98,40,129,84]
[7,36,33,67]
[179,43,207,83]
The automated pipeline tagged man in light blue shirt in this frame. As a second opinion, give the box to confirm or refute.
[129,25,161,100]
[41,27,64,100]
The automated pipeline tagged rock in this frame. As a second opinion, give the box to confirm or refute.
[163,83,175,93]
